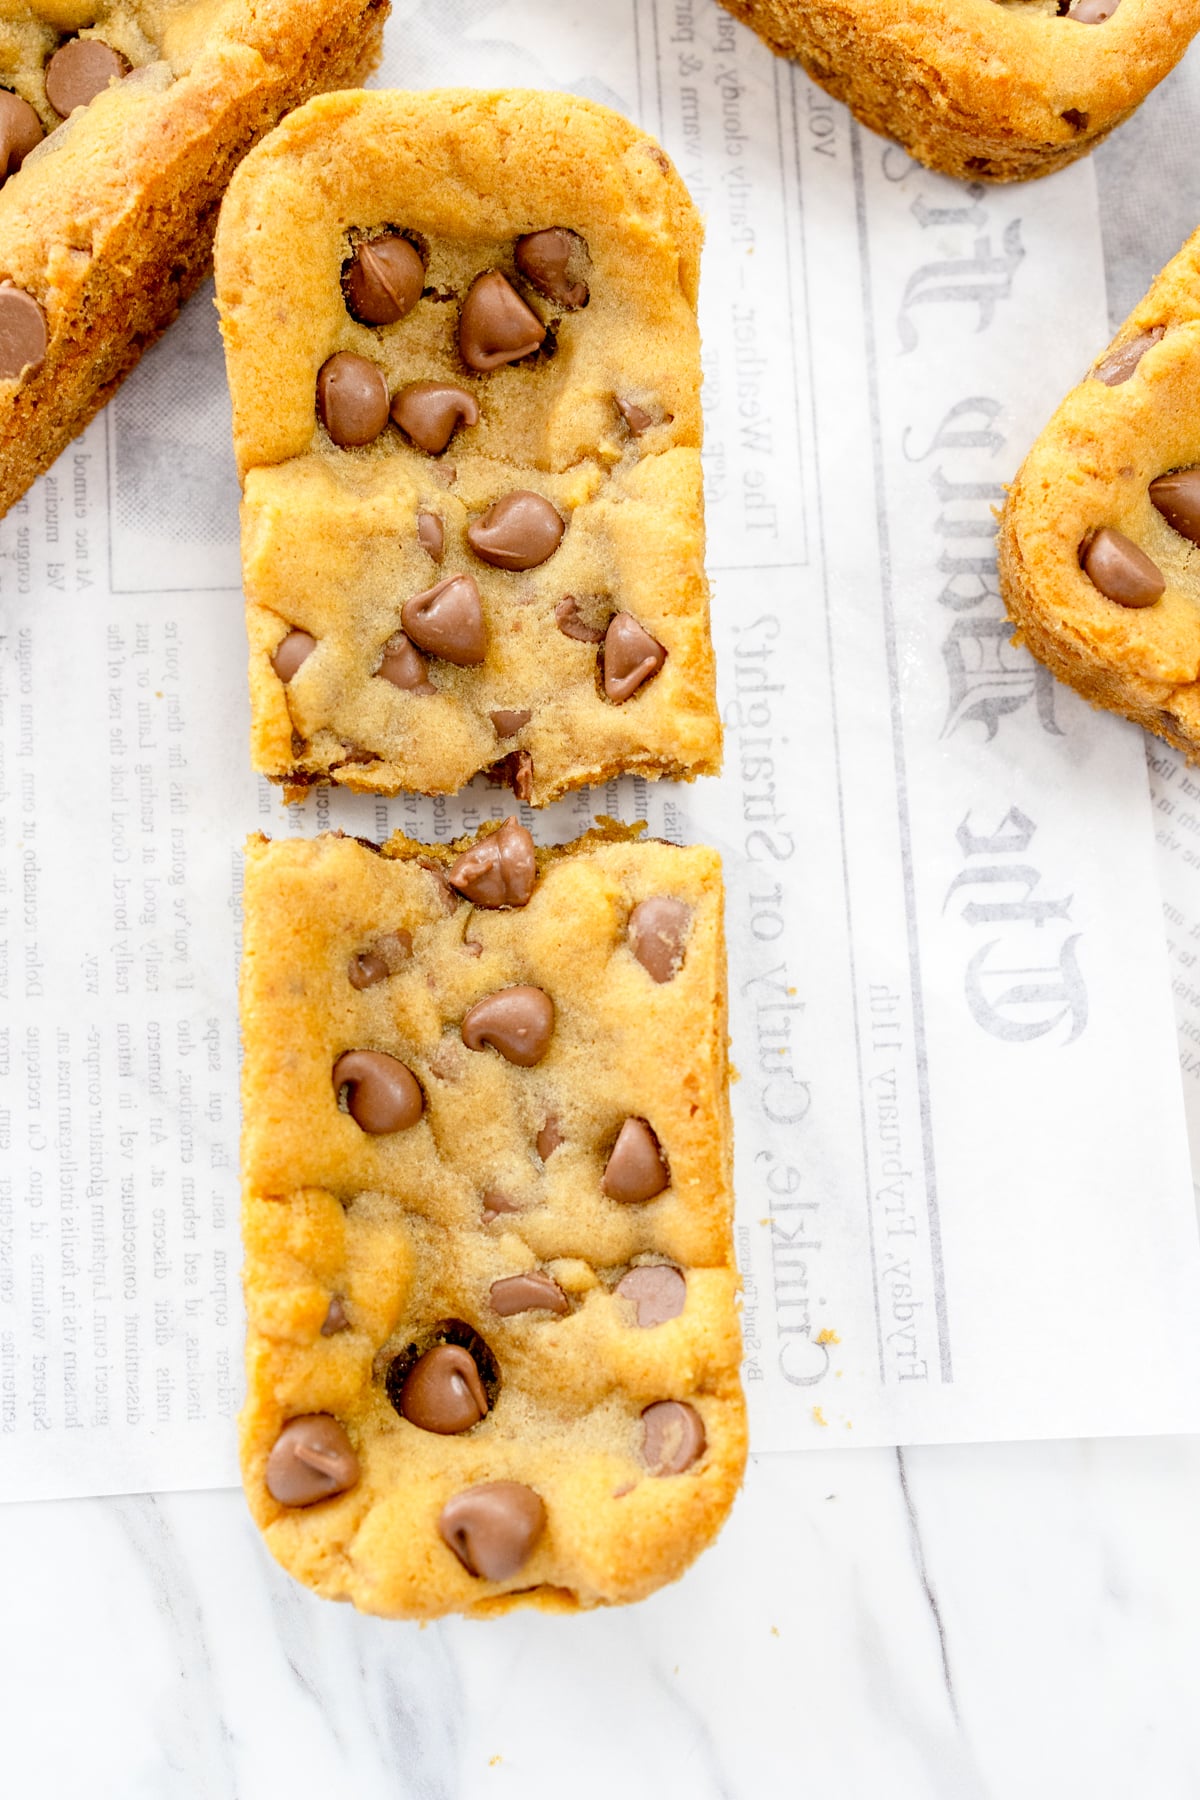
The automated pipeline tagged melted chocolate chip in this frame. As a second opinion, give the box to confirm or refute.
[317,352,389,448]
[1150,469,1200,547]
[1093,326,1163,386]
[1080,528,1164,608]
[482,1190,522,1224]
[616,1265,686,1327]
[270,629,316,682]
[555,595,605,643]
[628,896,691,982]
[467,491,565,570]
[602,1118,669,1202]
[333,1049,424,1132]
[1070,0,1119,18]
[347,930,412,989]
[439,1480,546,1580]
[0,282,46,380]
[320,1295,351,1335]
[514,228,589,308]
[459,270,545,372]
[601,612,667,702]
[377,632,433,691]
[418,510,445,562]
[490,709,531,737]
[616,397,653,435]
[490,1272,570,1317]
[397,1344,488,1433]
[462,986,554,1066]
[45,39,128,117]
[265,1414,359,1506]
[392,381,480,454]
[536,1117,563,1161]
[448,818,537,908]
[0,91,42,183]
[642,1400,705,1474]
[343,234,424,325]
[401,574,486,665]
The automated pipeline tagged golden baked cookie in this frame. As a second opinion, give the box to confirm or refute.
[239,823,746,1618]
[0,0,387,519]
[214,88,720,806]
[718,0,1199,182]
[1000,226,1200,757]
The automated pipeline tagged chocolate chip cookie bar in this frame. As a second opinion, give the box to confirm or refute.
[214,88,720,805]
[1000,226,1200,757]
[239,822,745,1617]
[719,0,1196,182]
[0,0,387,520]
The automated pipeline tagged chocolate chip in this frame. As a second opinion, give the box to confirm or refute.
[333,1049,424,1132]
[462,986,554,1066]
[321,1295,351,1335]
[1080,528,1164,608]
[401,574,486,665]
[616,1265,686,1327]
[490,709,531,738]
[316,352,389,448]
[347,930,412,989]
[1093,326,1163,385]
[391,381,480,454]
[601,612,666,702]
[490,1272,570,1317]
[377,631,433,691]
[482,1190,522,1223]
[418,510,445,562]
[602,1118,669,1202]
[628,896,691,982]
[270,629,316,682]
[397,1344,488,1434]
[459,270,546,372]
[1070,0,1119,18]
[536,1117,563,1160]
[617,397,653,435]
[44,39,128,116]
[417,855,457,913]
[514,228,589,308]
[448,818,536,908]
[0,282,46,380]
[439,1480,546,1579]
[641,1400,705,1474]
[343,234,424,325]
[1150,469,1200,546]
[0,91,42,182]
[467,491,565,570]
[265,1414,359,1506]
[555,595,605,643]
[487,749,534,803]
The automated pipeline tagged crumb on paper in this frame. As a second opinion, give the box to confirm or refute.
[811,1405,828,1427]
[489,1756,502,1768]
[816,1328,840,1345]
[770,1625,780,1637]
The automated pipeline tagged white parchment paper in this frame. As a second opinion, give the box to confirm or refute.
[3,0,1200,1501]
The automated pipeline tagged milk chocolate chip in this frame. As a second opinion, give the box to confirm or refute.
[321,1295,351,1335]
[1150,469,1200,547]
[536,1117,563,1160]
[344,234,424,325]
[266,1414,359,1506]
[482,1190,522,1224]
[490,1272,569,1317]
[377,632,433,691]
[602,1118,669,1202]
[333,1049,424,1132]
[317,352,389,448]
[642,1400,705,1474]
[270,629,315,682]
[490,709,531,737]
[1093,326,1163,385]
[1070,0,1120,19]
[1080,528,1164,608]
[459,270,546,372]
[398,1344,488,1434]
[392,381,480,454]
[418,511,445,561]
[348,930,412,989]
[45,39,128,116]
[467,491,565,570]
[462,986,554,1066]
[0,92,42,182]
[628,897,691,982]
[555,595,604,642]
[602,613,666,701]
[439,1480,545,1579]
[514,228,589,308]
[617,397,653,435]
[0,282,46,380]
[402,575,486,665]
[617,1265,686,1327]
[448,818,536,908]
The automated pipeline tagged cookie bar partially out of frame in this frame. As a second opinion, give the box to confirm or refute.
[239,823,745,1618]
[215,88,720,805]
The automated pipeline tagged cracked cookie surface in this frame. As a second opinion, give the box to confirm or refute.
[239,823,745,1618]
[215,87,720,805]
